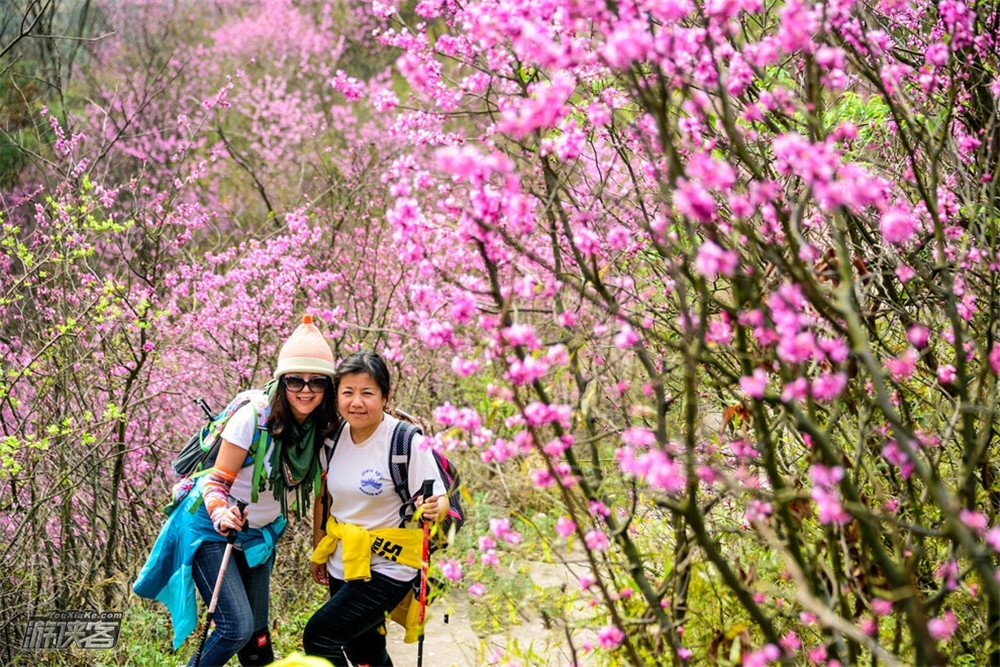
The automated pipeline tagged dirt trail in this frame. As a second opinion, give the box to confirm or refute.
[385,557,596,667]
[384,593,481,667]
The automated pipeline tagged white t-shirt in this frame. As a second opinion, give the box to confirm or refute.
[220,403,284,527]
[321,413,445,581]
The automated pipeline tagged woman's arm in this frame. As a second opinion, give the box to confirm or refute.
[202,439,250,535]
[312,491,328,548]
[310,490,330,585]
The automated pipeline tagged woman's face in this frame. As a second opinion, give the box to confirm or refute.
[283,373,330,423]
[337,372,388,441]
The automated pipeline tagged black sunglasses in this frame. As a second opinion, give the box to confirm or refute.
[283,375,330,392]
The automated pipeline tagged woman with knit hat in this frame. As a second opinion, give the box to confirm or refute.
[134,315,340,667]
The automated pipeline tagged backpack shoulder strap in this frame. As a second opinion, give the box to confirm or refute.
[389,420,423,505]
[247,391,272,503]
[322,421,348,472]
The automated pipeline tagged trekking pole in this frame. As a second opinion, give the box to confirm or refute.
[194,397,215,420]
[416,479,435,667]
[193,497,248,667]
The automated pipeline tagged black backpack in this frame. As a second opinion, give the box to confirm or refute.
[164,390,272,515]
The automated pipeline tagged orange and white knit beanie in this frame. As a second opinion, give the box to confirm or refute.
[273,314,336,379]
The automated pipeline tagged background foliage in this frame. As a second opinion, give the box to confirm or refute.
[2,0,999,665]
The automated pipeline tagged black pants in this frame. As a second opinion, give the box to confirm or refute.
[303,572,415,666]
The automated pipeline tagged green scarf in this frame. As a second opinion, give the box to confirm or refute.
[263,380,323,518]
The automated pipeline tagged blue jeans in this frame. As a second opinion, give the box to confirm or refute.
[303,572,415,667]
[187,541,273,667]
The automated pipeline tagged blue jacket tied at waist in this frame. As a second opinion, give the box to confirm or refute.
[133,477,287,650]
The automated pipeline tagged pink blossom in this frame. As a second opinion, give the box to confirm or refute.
[810,465,851,525]
[936,560,958,591]
[490,517,519,543]
[542,437,570,457]
[523,401,571,428]
[811,372,846,402]
[743,644,781,667]
[990,343,1000,374]
[585,530,610,552]
[728,439,759,459]
[614,323,640,348]
[556,516,576,538]
[695,240,738,280]
[418,319,454,349]
[882,440,915,479]
[777,331,819,365]
[925,42,950,66]
[895,264,916,282]
[506,355,550,384]
[589,500,611,518]
[502,323,541,349]
[812,487,851,525]
[958,509,988,532]
[622,426,657,448]
[602,22,655,68]
[818,337,849,363]
[497,74,574,138]
[530,467,554,487]
[740,368,768,399]
[572,226,602,256]
[880,207,919,245]
[985,527,1000,552]
[907,325,930,348]
[810,464,844,487]
[675,180,717,222]
[557,311,578,327]
[937,364,956,384]
[450,355,480,377]
[885,349,917,381]
[597,625,625,649]
[468,582,486,597]
[707,315,734,345]
[481,438,517,464]
[616,447,686,493]
[927,610,958,641]
[439,557,463,582]
[697,465,720,484]
[779,632,801,651]
[781,377,809,402]
[871,598,893,616]
[745,499,773,523]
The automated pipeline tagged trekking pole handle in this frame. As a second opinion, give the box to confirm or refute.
[229,498,249,543]
[194,397,215,420]
[421,479,435,522]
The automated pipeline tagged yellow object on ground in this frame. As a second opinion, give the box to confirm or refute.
[268,652,333,667]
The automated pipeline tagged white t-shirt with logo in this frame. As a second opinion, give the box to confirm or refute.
[220,403,283,527]
[322,413,445,582]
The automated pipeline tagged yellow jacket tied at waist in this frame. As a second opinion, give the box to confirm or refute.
[310,516,428,642]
